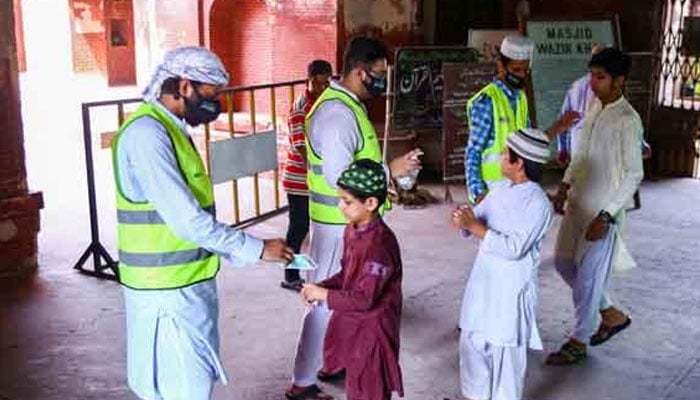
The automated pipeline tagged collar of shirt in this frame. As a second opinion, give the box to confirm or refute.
[493,78,520,103]
[601,95,626,111]
[153,100,190,135]
[590,95,627,118]
[301,89,320,113]
[304,88,318,104]
[330,80,361,104]
[349,217,382,239]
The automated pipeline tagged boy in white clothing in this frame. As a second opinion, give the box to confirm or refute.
[546,47,643,366]
[451,128,554,400]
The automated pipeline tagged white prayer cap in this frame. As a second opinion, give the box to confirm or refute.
[507,128,550,164]
[500,35,534,61]
[143,46,230,102]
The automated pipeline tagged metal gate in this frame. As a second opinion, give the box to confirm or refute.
[655,0,700,109]
[651,0,700,177]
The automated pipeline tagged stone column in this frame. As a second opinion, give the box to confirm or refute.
[0,1,43,278]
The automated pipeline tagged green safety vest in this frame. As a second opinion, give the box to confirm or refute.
[467,82,529,183]
[306,87,386,225]
[112,103,220,290]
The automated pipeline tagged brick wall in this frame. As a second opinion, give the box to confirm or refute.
[13,0,25,72]
[0,1,42,277]
[210,0,337,113]
[0,57,27,200]
[211,0,274,111]
[69,0,107,74]
[272,1,338,82]
[72,33,107,73]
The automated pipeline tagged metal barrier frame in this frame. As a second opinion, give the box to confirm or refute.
[74,79,308,280]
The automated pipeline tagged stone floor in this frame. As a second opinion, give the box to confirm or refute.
[7,6,699,398]
[1,179,699,400]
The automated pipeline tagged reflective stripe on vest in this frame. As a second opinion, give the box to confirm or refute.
[119,248,213,267]
[305,86,385,225]
[112,103,220,290]
[117,206,215,225]
[467,82,529,183]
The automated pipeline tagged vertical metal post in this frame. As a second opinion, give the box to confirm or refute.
[249,90,261,217]
[204,123,211,172]
[74,103,116,276]
[226,91,240,223]
[83,104,101,273]
[270,87,280,209]
[117,103,125,125]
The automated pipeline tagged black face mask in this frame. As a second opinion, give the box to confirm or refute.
[505,72,525,90]
[182,85,221,127]
[363,70,387,98]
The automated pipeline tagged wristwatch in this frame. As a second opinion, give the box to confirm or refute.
[597,210,615,224]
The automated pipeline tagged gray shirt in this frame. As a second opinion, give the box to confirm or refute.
[308,80,364,190]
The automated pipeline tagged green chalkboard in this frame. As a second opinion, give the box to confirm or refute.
[393,47,479,131]
[527,19,618,129]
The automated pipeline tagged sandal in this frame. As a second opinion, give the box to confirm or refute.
[285,384,334,400]
[590,317,631,346]
[545,340,587,366]
[317,369,346,382]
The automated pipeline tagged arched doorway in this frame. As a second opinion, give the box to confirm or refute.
[209,0,338,110]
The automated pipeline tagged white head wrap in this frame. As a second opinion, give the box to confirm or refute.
[142,46,230,102]
[507,128,551,164]
[500,35,534,61]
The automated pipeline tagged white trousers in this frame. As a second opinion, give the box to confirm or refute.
[123,281,224,400]
[555,225,617,342]
[149,317,216,400]
[292,222,345,386]
[460,332,528,400]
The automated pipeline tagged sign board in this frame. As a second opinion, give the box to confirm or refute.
[527,19,618,129]
[442,62,497,182]
[209,131,278,184]
[393,47,479,131]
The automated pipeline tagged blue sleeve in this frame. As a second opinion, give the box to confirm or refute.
[119,118,263,265]
[465,96,494,198]
[558,87,575,153]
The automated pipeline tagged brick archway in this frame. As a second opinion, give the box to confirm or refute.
[210,0,273,105]
[209,0,338,110]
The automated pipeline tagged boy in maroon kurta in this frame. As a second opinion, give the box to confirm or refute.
[302,159,404,400]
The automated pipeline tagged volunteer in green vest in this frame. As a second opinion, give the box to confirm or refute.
[113,46,293,400]
[465,35,578,204]
[285,37,422,400]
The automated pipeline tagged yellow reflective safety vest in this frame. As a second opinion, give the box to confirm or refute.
[112,103,219,290]
[467,82,529,183]
[306,86,386,225]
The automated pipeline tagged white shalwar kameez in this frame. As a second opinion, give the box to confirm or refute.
[118,103,262,399]
[554,95,644,341]
[459,181,553,400]
[117,47,268,400]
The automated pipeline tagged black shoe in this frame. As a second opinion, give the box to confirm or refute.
[317,369,346,382]
[280,279,304,292]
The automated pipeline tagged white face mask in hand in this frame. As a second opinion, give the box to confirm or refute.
[284,254,317,271]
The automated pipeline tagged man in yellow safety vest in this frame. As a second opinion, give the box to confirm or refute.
[113,46,293,399]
